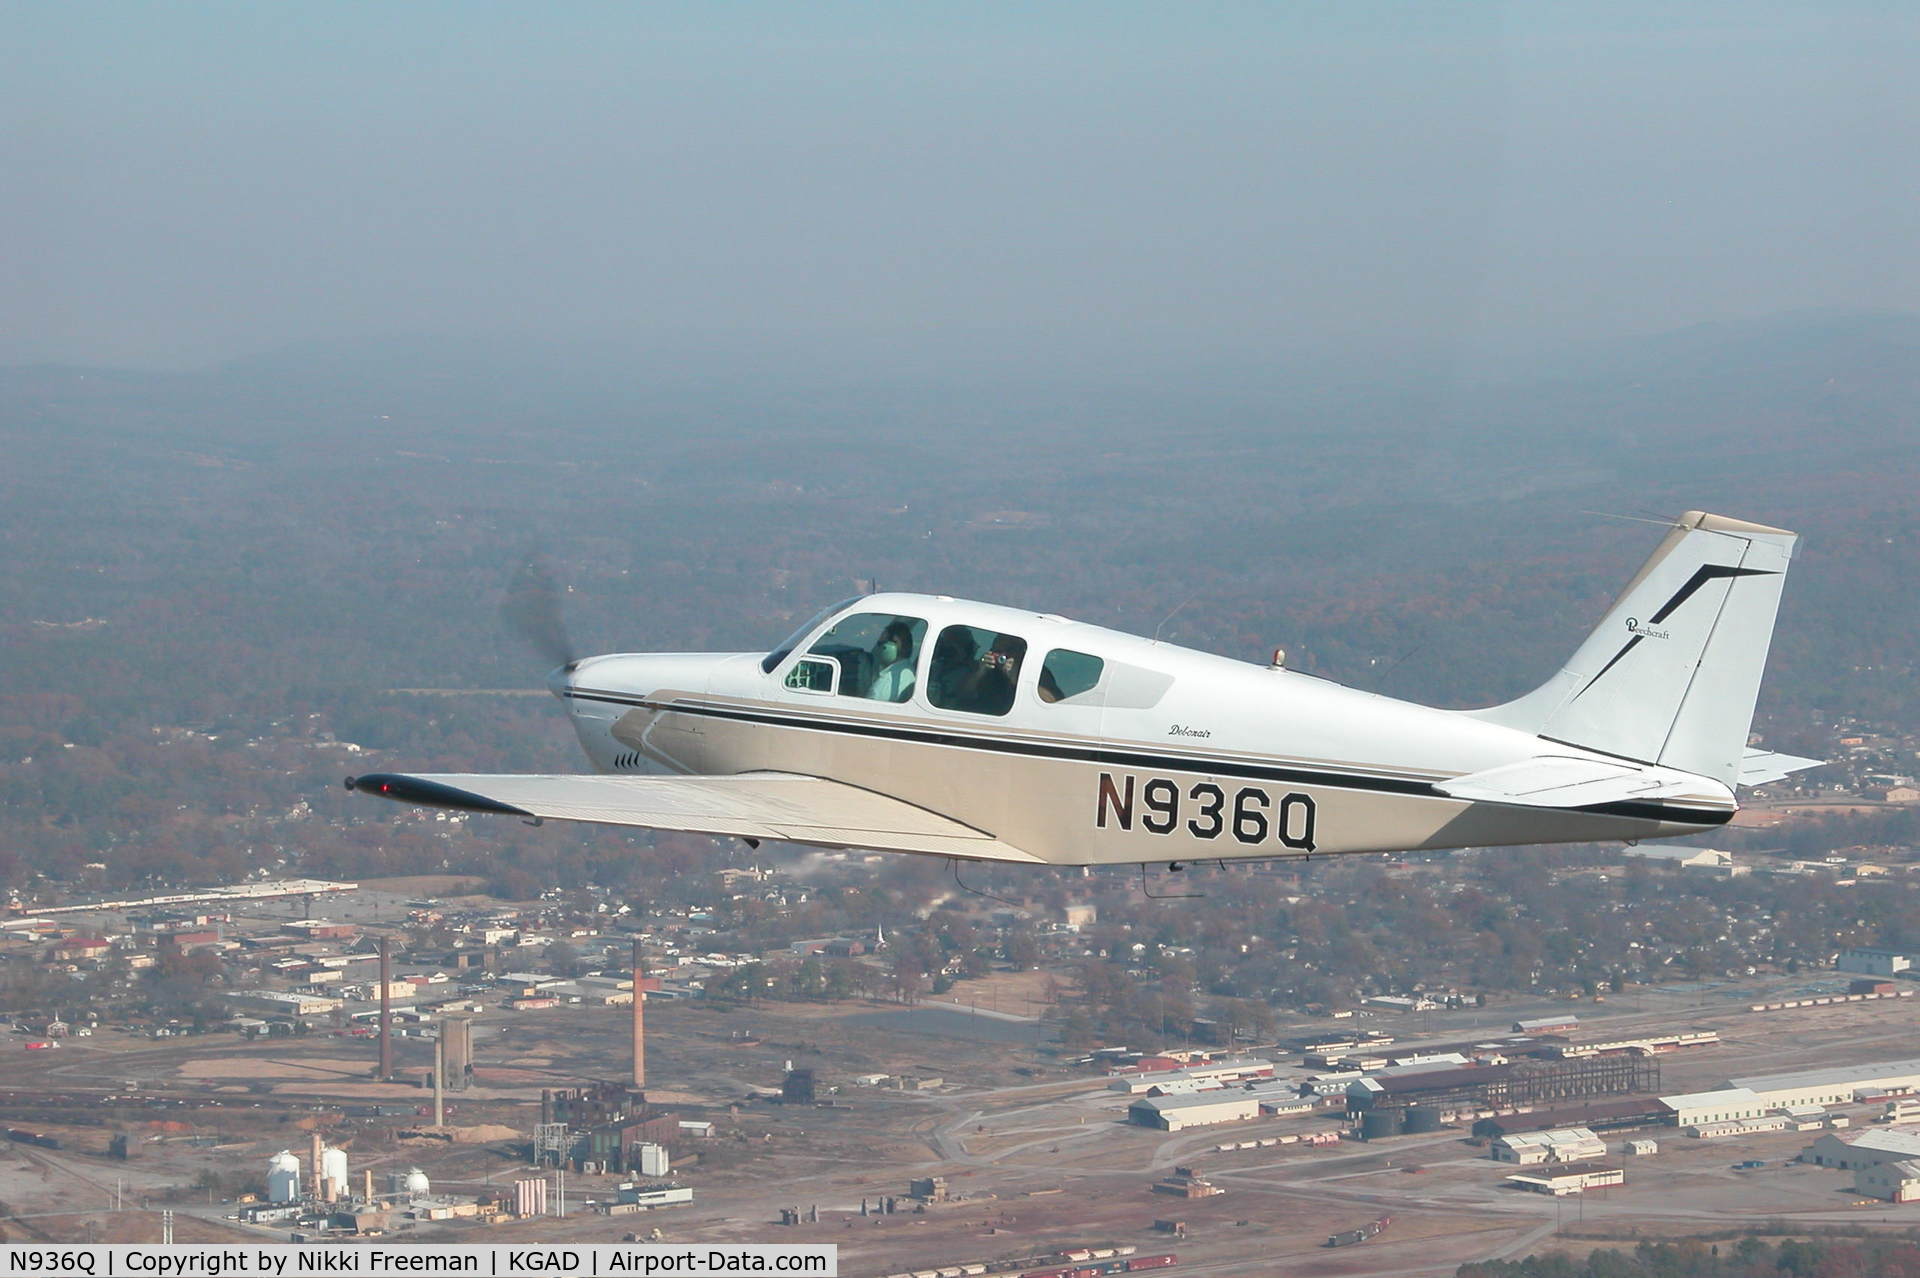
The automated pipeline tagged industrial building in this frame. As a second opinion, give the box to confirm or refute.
[1348,1055,1658,1118]
[1687,1115,1792,1140]
[1836,948,1912,977]
[1513,1016,1580,1035]
[1856,1160,1920,1204]
[1257,1095,1317,1118]
[1504,1163,1624,1195]
[228,990,343,1017]
[606,1183,694,1213]
[1726,1059,1920,1109]
[1622,845,1737,872]
[1107,1057,1275,1094]
[1152,1166,1223,1198]
[1364,995,1438,1013]
[1657,1088,1772,1127]
[1130,1093,1261,1132]
[1802,1129,1920,1171]
[241,1138,501,1233]
[1491,1128,1607,1165]
[1311,1039,1533,1071]
[1545,1030,1720,1060]
[1656,1058,1920,1131]
[1370,1055,1471,1078]
[1473,1098,1668,1140]
[534,1083,686,1174]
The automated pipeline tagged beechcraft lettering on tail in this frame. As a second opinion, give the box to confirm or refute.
[349,511,1820,870]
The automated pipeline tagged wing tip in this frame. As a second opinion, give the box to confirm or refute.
[346,772,534,818]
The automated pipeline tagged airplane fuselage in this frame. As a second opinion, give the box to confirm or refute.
[555,593,1733,865]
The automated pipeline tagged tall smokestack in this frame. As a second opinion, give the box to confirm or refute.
[433,1035,446,1128]
[631,936,646,1091]
[443,1016,471,1091]
[378,936,394,1081]
[310,1130,324,1203]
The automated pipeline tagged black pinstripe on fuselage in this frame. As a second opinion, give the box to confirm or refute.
[565,688,1733,828]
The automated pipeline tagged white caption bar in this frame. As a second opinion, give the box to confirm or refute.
[0,1246,836,1278]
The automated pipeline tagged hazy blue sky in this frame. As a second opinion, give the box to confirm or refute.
[6,2,1915,371]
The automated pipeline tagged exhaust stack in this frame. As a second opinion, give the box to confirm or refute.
[632,936,646,1092]
[378,936,394,1081]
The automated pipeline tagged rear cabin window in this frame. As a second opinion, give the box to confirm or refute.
[804,612,926,703]
[1039,649,1104,703]
[928,624,1028,716]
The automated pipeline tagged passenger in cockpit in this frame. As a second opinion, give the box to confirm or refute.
[928,627,978,707]
[959,634,1023,715]
[1037,667,1065,702]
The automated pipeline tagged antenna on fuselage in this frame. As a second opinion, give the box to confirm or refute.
[1152,591,1203,644]
[949,859,1018,907]
[1139,863,1204,900]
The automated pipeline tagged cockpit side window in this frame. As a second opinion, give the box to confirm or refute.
[1038,649,1104,703]
[805,612,927,704]
[762,597,860,674]
[783,657,838,694]
[928,624,1028,716]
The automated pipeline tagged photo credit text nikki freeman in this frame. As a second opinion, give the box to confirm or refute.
[0,1246,835,1278]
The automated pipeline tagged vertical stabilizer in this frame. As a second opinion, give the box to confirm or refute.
[1472,511,1797,786]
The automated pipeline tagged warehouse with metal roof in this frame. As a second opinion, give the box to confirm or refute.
[1801,1129,1920,1171]
[1726,1058,1920,1109]
[1129,1092,1262,1132]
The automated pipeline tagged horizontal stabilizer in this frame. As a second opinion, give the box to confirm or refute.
[348,771,1043,863]
[1738,748,1824,788]
[1436,755,1732,810]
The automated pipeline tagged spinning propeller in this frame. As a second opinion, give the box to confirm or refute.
[501,554,579,674]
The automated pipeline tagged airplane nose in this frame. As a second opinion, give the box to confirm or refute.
[546,663,573,700]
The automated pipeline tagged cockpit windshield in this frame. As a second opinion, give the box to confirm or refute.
[760,597,860,674]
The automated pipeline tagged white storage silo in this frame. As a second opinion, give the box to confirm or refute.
[320,1146,349,1199]
[266,1150,302,1203]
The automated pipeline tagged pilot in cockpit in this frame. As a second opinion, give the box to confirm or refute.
[868,620,918,702]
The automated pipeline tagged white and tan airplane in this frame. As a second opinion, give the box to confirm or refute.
[348,511,1819,868]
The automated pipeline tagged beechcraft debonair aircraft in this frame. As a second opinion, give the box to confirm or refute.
[348,511,1820,870]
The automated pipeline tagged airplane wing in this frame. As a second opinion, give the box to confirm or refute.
[1433,755,1727,809]
[1738,748,1824,788]
[346,771,1044,864]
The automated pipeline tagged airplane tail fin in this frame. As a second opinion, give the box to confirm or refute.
[1470,511,1798,787]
